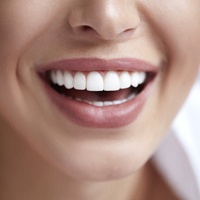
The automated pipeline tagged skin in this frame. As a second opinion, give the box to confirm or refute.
[0,0,200,199]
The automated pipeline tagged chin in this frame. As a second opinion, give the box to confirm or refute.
[44,138,151,182]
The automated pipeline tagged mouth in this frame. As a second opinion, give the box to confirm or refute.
[39,58,157,128]
[49,70,151,105]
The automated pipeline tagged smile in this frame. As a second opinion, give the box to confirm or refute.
[50,70,146,106]
[39,58,158,128]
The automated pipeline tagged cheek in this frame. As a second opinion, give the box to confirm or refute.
[138,1,200,138]
[144,1,200,59]
[0,1,59,60]
[147,1,200,88]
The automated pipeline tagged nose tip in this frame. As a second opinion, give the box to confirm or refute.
[68,1,140,41]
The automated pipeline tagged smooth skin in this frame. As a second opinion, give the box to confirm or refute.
[0,0,200,200]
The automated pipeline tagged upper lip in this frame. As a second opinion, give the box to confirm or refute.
[38,58,159,73]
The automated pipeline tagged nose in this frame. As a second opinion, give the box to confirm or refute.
[68,0,140,41]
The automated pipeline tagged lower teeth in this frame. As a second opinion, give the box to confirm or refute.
[52,82,142,107]
[72,93,136,107]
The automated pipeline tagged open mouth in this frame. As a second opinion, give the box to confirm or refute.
[38,58,157,128]
[42,70,154,107]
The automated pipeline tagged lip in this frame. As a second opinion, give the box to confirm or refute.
[38,58,158,73]
[38,58,158,128]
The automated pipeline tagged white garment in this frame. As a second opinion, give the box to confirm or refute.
[153,71,200,200]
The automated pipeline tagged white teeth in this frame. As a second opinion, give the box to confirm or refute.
[57,70,64,86]
[50,70,147,91]
[64,71,73,89]
[103,101,113,106]
[74,93,137,107]
[138,72,146,84]
[74,98,82,102]
[113,100,123,105]
[120,71,131,89]
[50,71,57,84]
[131,72,140,87]
[74,72,86,90]
[92,101,104,107]
[104,71,120,91]
[87,71,104,91]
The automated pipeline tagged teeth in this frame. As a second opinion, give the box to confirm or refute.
[87,71,104,91]
[104,101,113,106]
[138,72,146,84]
[92,101,104,107]
[74,93,137,107]
[119,71,131,89]
[74,72,86,90]
[64,71,73,89]
[50,71,57,84]
[131,72,140,87]
[56,70,64,86]
[104,71,120,91]
[50,70,147,91]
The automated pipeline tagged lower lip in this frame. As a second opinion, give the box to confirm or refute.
[41,80,154,128]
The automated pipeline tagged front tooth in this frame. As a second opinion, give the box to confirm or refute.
[131,72,140,87]
[138,72,146,84]
[104,71,120,91]
[74,72,86,90]
[103,101,113,106]
[64,71,73,89]
[87,71,104,91]
[120,71,131,89]
[93,101,104,107]
[56,70,64,86]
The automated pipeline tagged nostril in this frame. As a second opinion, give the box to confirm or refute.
[124,28,134,33]
[79,25,98,35]
[74,25,100,38]
[81,25,93,31]
[75,24,138,41]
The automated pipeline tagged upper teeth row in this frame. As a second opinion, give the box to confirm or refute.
[50,70,146,91]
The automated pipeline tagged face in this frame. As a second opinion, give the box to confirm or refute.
[0,0,200,180]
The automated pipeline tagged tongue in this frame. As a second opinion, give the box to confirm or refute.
[58,87,133,102]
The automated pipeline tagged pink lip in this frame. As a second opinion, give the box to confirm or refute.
[39,58,158,128]
[39,58,158,73]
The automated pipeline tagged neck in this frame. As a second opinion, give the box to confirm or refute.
[0,122,153,200]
